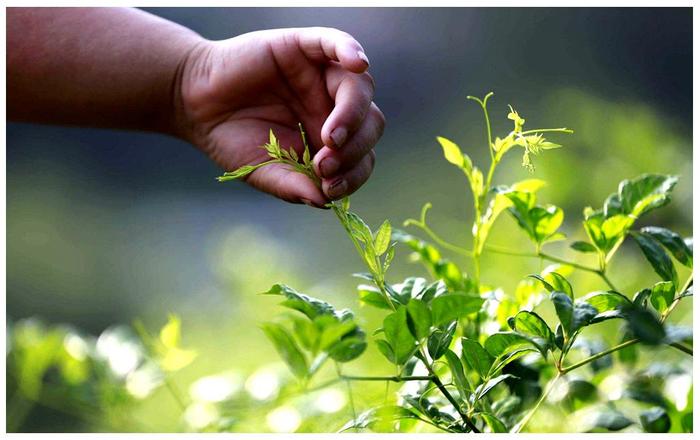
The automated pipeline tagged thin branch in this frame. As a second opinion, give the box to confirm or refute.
[416,351,480,433]
[512,372,561,433]
[341,374,434,382]
[537,252,600,273]
[403,219,472,257]
[561,339,638,374]
[669,342,693,356]
[520,128,574,135]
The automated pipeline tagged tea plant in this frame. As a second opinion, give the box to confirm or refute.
[215,93,693,433]
[215,92,693,433]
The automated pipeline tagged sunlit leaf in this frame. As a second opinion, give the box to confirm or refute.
[632,232,679,287]
[261,323,307,379]
[445,350,470,401]
[431,294,484,326]
[383,308,416,365]
[406,299,432,340]
[427,322,457,360]
[484,332,535,357]
[649,281,675,314]
[641,226,692,268]
[374,220,392,256]
[460,337,493,380]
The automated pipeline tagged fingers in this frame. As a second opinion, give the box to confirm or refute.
[314,103,384,178]
[295,27,370,73]
[322,65,376,148]
[245,162,327,208]
[322,151,375,200]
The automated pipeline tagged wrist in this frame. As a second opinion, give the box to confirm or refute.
[167,37,214,144]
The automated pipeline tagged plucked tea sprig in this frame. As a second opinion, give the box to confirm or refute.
[216,123,320,188]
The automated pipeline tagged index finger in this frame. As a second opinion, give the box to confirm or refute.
[294,27,370,73]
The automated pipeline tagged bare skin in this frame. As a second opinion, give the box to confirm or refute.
[8,8,384,207]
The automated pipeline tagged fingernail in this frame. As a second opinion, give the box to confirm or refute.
[327,178,348,199]
[330,126,347,148]
[357,51,370,67]
[319,156,341,178]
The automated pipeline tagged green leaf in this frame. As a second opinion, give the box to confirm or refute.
[431,294,484,326]
[681,412,693,433]
[437,136,466,168]
[327,335,367,363]
[632,232,679,287]
[427,322,457,360]
[318,318,357,350]
[262,284,337,319]
[445,350,470,401]
[509,311,554,348]
[649,281,675,314]
[572,302,599,334]
[340,405,421,432]
[374,220,392,256]
[460,338,493,380]
[640,407,671,433]
[347,212,374,245]
[473,374,515,401]
[619,174,679,218]
[216,164,259,181]
[476,412,507,433]
[532,205,564,243]
[550,292,573,336]
[624,305,666,344]
[600,214,633,245]
[383,243,396,273]
[540,272,573,299]
[490,347,538,376]
[593,410,632,431]
[261,323,308,379]
[641,226,693,268]
[159,314,182,348]
[484,332,535,357]
[358,284,393,310]
[570,241,597,253]
[375,339,396,363]
[406,299,432,340]
[579,290,631,312]
[382,308,416,365]
[565,379,598,402]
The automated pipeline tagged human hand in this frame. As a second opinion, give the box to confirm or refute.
[176,27,385,208]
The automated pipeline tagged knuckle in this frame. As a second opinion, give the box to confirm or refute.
[360,72,376,95]
[373,106,386,133]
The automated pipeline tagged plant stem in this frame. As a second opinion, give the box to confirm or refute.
[335,363,359,433]
[404,220,472,257]
[669,342,693,356]
[537,251,599,273]
[416,351,480,433]
[512,372,561,433]
[596,271,619,291]
[164,376,187,412]
[481,245,619,290]
[520,128,574,135]
[341,374,434,382]
[560,338,638,374]
[661,274,693,323]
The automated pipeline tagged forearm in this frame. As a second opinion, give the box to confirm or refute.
[7,7,205,135]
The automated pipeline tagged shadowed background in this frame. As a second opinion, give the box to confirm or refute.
[7,7,692,432]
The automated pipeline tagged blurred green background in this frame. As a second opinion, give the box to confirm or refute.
[6,7,692,432]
